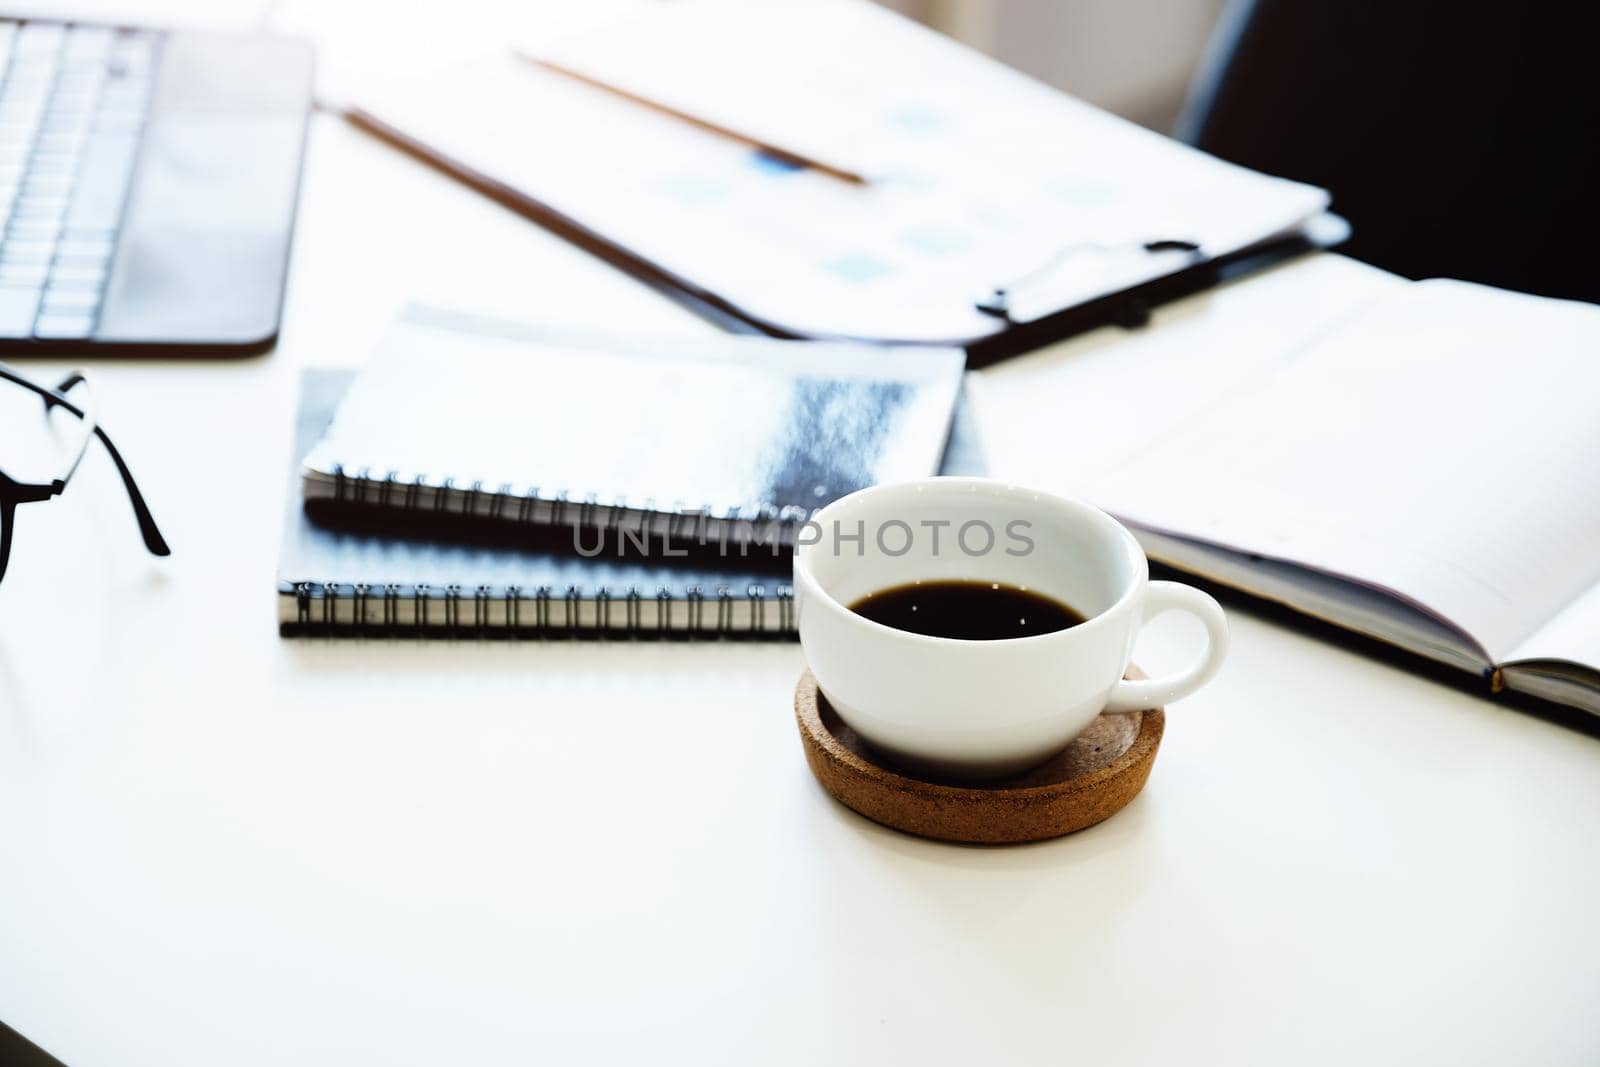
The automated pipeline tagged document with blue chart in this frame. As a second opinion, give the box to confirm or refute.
[350,0,1331,351]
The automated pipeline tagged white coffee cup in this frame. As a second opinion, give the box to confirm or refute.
[793,477,1228,780]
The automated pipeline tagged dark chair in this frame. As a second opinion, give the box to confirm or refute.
[1179,0,1600,303]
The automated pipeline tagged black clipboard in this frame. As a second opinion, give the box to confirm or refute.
[350,109,1347,368]
[965,214,1350,367]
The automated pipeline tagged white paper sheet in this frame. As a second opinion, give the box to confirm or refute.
[354,0,1328,343]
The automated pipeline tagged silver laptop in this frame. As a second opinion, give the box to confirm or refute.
[0,16,312,353]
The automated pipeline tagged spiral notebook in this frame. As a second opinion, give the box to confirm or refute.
[280,361,985,638]
[300,308,965,551]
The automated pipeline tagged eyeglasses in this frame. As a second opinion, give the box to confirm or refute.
[0,362,170,587]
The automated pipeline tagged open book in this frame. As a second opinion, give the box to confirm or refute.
[973,261,1600,716]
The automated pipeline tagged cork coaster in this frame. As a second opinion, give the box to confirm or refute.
[795,670,1165,845]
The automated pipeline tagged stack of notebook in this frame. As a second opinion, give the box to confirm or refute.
[277,308,971,638]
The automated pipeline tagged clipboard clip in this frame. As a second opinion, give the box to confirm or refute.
[976,238,1204,324]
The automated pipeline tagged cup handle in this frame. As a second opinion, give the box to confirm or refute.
[1104,581,1229,713]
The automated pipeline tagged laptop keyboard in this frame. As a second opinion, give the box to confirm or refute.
[0,20,159,341]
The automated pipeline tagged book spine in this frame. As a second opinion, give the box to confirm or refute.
[278,581,797,639]
[327,465,813,549]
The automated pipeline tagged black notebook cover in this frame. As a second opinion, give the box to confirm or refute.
[299,309,967,550]
[278,369,984,639]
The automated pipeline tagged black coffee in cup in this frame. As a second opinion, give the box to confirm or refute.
[848,580,1086,641]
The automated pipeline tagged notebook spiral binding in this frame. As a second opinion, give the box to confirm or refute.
[286,579,796,639]
[287,465,803,637]
[323,464,815,550]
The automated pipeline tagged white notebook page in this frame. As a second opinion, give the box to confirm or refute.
[972,255,1403,489]
[301,314,964,517]
[1507,582,1600,669]
[1074,280,1600,662]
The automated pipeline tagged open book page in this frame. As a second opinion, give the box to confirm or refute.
[1505,581,1600,672]
[1070,280,1600,664]
[972,255,1485,670]
[1499,580,1600,710]
[970,254,1404,503]
[356,0,1326,344]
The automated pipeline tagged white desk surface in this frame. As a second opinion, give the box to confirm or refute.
[2,111,1599,1067]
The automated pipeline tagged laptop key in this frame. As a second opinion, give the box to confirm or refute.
[25,154,78,179]
[21,176,72,199]
[0,241,55,263]
[56,235,114,261]
[60,226,116,244]
[0,261,48,285]
[7,220,63,243]
[64,27,115,60]
[15,24,66,52]
[48,263,108,286]
[0,283,42,337]
[13,196,67,222]
[32,312,95,339]
[43,285,100,310]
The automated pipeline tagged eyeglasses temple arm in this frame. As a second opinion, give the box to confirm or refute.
[50,372,96,487]
[2,364,171,558]
[92,424,171,557]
